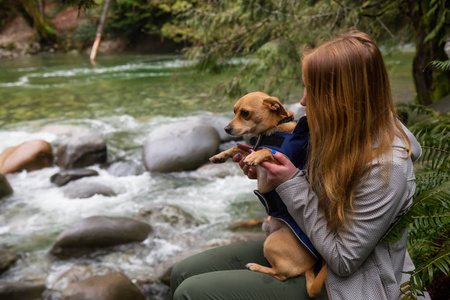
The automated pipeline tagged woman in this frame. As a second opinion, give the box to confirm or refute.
[170,31,429,299]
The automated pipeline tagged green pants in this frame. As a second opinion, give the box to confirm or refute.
[170,239,329,300]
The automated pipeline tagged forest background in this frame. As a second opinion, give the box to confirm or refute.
[0,1,449,299]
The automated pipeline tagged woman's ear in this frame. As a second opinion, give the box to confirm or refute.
[263,97,288,117]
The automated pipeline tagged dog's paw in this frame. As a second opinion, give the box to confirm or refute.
[245,263,258,271]
[209,154,227,164]
[243,152,267,166]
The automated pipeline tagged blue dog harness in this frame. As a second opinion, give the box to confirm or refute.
[250,116,321,259]
[249,116,309,170]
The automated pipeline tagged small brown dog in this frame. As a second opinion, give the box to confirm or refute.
[209,91,297,193]
[210,91,327,297]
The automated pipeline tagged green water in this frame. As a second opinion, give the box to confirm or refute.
[0,53,237,125]
[0,51,415,126]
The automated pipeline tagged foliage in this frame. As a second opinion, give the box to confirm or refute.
[104,0,173,41]
[61,0,98,11]
[383,104,450,299]
[428,60,450,72]
[73,21,97,44]
[155,0,449,104]
[155,0,407,99]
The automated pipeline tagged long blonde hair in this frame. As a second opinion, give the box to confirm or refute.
[302,31,411,230]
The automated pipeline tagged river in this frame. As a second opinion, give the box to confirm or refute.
[0,51,415,299]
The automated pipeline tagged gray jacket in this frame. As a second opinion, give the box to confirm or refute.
[276,125,431,300]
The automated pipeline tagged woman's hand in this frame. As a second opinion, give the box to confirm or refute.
[232,144,257,179]
[260,151,298,187]
[232,145,298,185]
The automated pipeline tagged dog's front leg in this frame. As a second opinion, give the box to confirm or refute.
[209,147,248,164]
[243,148,275,166]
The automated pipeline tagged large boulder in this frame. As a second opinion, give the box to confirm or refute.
[50,168,99,187]
[56,134,107,169]
[143,123,220,172]
[62,179,117,199]
[0,175,13,199]
[196,114,235,142]
[50,216,152,258]
[0,140,53,175]
[61,272,145,300]
[50,265,93,292]
[0,249,18,274]
[138,204,203,229]
[0,281,46,300]
[40,124,91,137]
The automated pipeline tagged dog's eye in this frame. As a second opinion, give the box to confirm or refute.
[240,110,249,117]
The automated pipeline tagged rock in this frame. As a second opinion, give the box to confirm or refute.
[428,93,450,113]
[143,123,220,172]
[56,134,107,169]
[197,114,235,142]
[50,216,152,258]
[287,102,306,119]
[0,174,13,199]
[0,281,46,300]
[62,179,116,199]
[134,280,170,300]
[0,249,18,274]
[51,168,99,187]
[98,39,127,54]
[40,124,91,137]
[107,161,144,177]
[138,204,203,229]
[51,265,93,291]
[61,272,145,300]
[0,140,54,175]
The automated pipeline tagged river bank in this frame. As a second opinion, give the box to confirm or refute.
[0,3,179,60]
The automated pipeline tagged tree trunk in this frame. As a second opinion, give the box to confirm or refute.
[90,0,111,63]
[407,0,450,105]
[20,0,56,43]
[36,0,44,20]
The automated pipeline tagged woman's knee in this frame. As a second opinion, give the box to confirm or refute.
[170,259,189,295]
[172,274,207,300]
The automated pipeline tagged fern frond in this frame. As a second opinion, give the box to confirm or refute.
[415,172,450,196]
[413,128,449,173]
[408,248,450,292]
[427,60,450,71]
[412,213,450,229]
[399,281,415,300]
[382,180,450,243]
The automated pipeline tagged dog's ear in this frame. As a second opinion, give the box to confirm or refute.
[263,97,288,117]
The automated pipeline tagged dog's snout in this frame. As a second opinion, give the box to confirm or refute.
[224,125,233,135]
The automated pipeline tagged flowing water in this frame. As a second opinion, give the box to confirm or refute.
[0,51,415,298]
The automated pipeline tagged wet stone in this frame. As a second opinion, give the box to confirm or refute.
[61,272,145,300]
[0,249,18,274]
[0,281,46,300]
[50,216,152,258]
[0,174,13,199]
[50,168,99,187]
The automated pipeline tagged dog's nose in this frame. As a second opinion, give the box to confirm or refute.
[224,125,233,135]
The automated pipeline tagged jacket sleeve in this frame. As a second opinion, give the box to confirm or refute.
[276,155,416,277]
